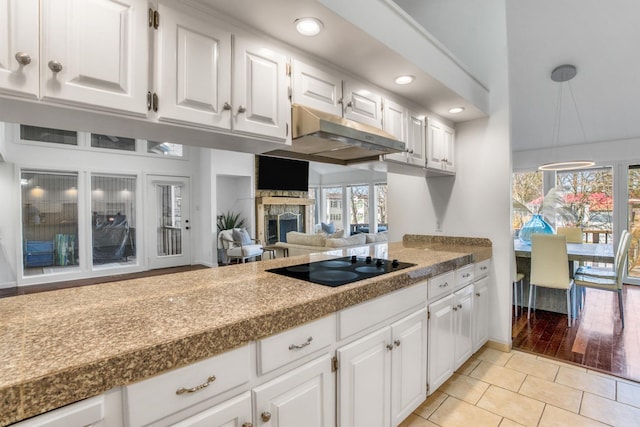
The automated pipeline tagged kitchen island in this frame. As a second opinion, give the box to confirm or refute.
[1,235,491,426]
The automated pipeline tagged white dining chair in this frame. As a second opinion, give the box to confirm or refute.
[576,230,630,279]
[513,250,525,316]
[528,234,575,327]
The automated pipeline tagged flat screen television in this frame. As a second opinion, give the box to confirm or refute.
[257,155,309,192]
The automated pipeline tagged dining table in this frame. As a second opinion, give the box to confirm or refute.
[514,239,614,316]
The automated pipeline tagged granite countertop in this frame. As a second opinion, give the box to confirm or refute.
[0,235,491,425]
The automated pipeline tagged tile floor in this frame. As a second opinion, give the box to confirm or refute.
[400,347,640,427]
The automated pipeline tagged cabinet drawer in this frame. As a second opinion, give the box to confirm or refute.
[125,345,250,427]
[257,315,336,375]
[475,259,491,279]
[455,264,474,289]
[338,282,427,340]
[428,271,455,301]
[12,395,104,427]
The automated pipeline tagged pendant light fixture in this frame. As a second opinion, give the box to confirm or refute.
[538,64,595,171]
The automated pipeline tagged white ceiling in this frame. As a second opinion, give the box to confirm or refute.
[194,0,640,155]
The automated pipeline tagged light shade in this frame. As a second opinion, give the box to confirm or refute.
[394,75,415,85]
[538,160,595,171]
[295,17,323,36]
[448,107,465,114]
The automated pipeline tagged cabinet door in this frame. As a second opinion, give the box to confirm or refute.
[390,308,427,426]
[40,0,148,116]
[337,327,391,427]
[343,79,382,129]
[232,34,289,140]
[442,125,455,171]
[426,119,445,170]
[155,3,231,129]
[291,59,342,116]
[0,0,39,98]
[473,276,490,351]
[173,391,252,427]
[407,112,426,166]
[253,354,334,427]
[454,284,474,370]
[428,294,454,394]
[382,98,407,142]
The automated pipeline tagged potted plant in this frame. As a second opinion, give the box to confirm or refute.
[216,211,246,233]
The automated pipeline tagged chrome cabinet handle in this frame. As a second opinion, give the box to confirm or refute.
[48,60,63,73]
[463,273,471,278]
[237,105,246,113]
[347,101,353,108]
[458,304,463,309]
[453,306,458,311]
[223,102,232,110]
[386,343,394,350]
[476,292,480,297]
[242,423,253,427]
[15,52,31,66]
[289,336,313,350]
[261,412,272,422]
[176,375,216,395]
[439,282,449,288]
[394,339,401,347]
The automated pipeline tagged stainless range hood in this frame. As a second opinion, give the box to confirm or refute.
[265,104,406,165]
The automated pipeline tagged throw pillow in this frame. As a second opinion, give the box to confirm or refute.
[328,230,344,238]
[232,228,252,245]
[321,222,336,234]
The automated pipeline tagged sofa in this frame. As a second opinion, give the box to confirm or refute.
[274,230,388,256]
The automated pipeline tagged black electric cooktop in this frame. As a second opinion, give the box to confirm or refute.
[266,256,416,287]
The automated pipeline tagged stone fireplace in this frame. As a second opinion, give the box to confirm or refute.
[256,196,315,245]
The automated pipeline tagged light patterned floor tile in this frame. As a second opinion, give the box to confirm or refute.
[556,366,616,399]
[413,391,447,419]
[539,404,609,427]
[519,375,583,413]
[505,351,559,381]
[618,381,640,409]
[440,373,490,404]
[474,347,513,367]
[430,396,502,427]
[456,356,481,376]
[581,392,640,426]
[469,361,526,392]
[499,418,525,427]
[399,414,439,427]
[476,385,545,427]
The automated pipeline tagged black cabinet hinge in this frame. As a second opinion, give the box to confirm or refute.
[148,8,159,29]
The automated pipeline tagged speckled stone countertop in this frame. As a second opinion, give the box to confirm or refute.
[0,236,491,426]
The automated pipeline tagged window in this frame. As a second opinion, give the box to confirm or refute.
[91,133,136,151]
[348,184,369,233]
[308,187,319,226]
[91,175,137,266]
[21,171,79,276]
[20,125,77,145]
[375,183,388,232]
[323,187,343,227]
[147,141,183,157]
[512,171,543,233]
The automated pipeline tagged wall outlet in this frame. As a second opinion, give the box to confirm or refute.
[435,220,442,232]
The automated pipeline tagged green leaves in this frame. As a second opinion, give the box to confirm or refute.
[216,211,246,233]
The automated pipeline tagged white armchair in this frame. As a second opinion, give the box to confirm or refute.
[218,228,263,264]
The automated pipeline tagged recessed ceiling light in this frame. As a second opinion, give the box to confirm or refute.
[448,107,465,114]
[394,75,415,85]
[295,17,323,36]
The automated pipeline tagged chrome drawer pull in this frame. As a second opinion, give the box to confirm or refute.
[289,336,313,350]
[439,282,449,288]
[176,375,216,395]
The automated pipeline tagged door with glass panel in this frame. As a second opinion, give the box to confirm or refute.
[626,165,640,285]
[147,176,190,269]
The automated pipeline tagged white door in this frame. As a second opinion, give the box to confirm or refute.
[40,0,148,115]
[343,79,382,129]
[442,125,455,171]
[427,119,445,170]
[154,3,232,129]
[473,277,490,351]
[454,285,474,370]
[337,327,391,427]
[0,0,39,98]
[147,176,191,269]
[428,294,454,393]
[252,354,334,427]
[173,391,252,427]
[382,98,407,142]
[408,113,426,166]
[232,34,289,140]
[291,59,343,116]
[391,308,427,426]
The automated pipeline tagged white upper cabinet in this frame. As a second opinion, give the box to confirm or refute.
[291,59,342,116]
[41,0,148,116]
[343,78,382,129]
[232,34,290,141]
[0,0,39,98]
[427,117,455,173]
[407,112,426,166]
[382,98,407,142]
[154,3,232,129]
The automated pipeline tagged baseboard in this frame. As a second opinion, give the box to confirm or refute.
[485,340,511,353]
[0,281,16,289]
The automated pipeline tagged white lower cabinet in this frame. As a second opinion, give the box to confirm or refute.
[427,283,474,394]
[473,276,490,351]
[172,391,252,427]
[252,354,334,427]
[337,308,427,427]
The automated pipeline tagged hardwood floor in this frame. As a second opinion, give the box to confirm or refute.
[513,284,640,382]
